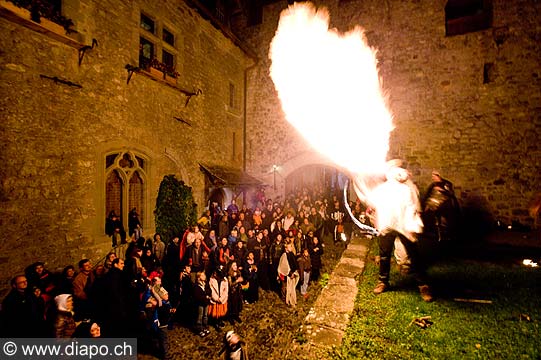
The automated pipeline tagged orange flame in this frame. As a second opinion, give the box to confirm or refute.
[269,2,394,176]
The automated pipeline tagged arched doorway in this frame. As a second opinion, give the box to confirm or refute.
[285,164,348,198]
[208,188,225,210]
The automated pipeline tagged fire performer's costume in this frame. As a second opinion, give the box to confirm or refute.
[369,166,432,302]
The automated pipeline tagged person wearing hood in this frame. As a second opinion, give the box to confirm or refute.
[54,294,76,338]
[368,162,432,302]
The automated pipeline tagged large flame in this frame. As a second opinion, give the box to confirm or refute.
[269,2,394,176]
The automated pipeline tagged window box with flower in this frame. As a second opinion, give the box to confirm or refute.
[0,0,79,48]
[141,57,179,86]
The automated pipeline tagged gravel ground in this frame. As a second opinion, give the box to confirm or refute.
[138,236,345,360]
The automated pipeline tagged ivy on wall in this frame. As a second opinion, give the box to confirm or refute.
[154,175,197,242]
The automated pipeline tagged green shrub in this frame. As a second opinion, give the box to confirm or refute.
[154,175,197,242]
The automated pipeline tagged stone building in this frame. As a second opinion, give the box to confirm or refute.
[0,0,256,295]
[0,0,540,295]
[236,0,541,233]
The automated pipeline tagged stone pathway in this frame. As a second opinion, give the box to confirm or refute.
[299,234,370,358]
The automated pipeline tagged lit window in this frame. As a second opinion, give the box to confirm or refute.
[139,37,154,68]
[140,13,155,33]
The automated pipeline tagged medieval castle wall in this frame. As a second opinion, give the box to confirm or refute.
[237,0,541,231]
[0,0,250,296]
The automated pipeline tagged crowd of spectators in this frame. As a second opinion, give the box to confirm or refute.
[0,185,366,359]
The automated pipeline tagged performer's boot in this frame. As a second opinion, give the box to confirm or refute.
[373,256,391,295]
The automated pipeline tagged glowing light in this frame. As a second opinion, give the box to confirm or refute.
[269,2,394,176]
[523,259,538,267]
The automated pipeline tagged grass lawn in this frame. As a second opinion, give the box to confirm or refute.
[331,239,541,359]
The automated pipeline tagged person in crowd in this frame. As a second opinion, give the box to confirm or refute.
[218,214,230,240]
[163,236,181,292]
[284,230,296,255]
[252,208,262,229]
[141,247,161,274]
[175,264,194,327]
[309,236,323,282]
[204,229,219,253]
[261,206,273,231]
[216,237,232,270]
[243,252,259,304]
[226,261,244,324]
[188,237,211,283]
[273,206,284,224]
[125,247,144,286]
[227,228,239,247]
[238,226,248,244]
[210,202,222,232]
[422,170,460,243]
[1,275,36,337]
[153,233,166,263]
[238,212,252,232]
[268,233,284,294]
[233,240,248,272]
[56,265,76,295]
[317,201,329,238]
[26,261,56,305]
[128,207,142,238]
[270,218,286,240]
[309,206,325,240]
[277,243,299,307]
[97,258,131,338]
[193,271,211,337]
[155,287,173,359]
[240,203,252,220]
[208,268,228,330]
[297,248,312,300]
[221,330,250,360]
[28,285,48,336]
[197,209,212,234]
[106,211,126,247]
[246,228,256,246]
[369,163,432,302]
[334,218,347,245]
[73,321,101,338]
[186,225,205,248]
[282,211,295,232]
[141,294,159,355]
[53,294,76,338]
[249,231,269,291]
[72,259,95,320]
[103,252,117,274]
[226,199,239,216]
[293,230,304,255]
[300,218,315,239]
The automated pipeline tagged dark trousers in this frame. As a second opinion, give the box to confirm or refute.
[378,231,427,285]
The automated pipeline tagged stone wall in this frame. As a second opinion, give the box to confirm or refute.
[236,0,541,230]
[0,0,252,296]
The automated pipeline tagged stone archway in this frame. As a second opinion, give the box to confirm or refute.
[285,164,347,197]
[272,151,350,200]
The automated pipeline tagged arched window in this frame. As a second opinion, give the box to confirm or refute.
[105,151,147,231]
